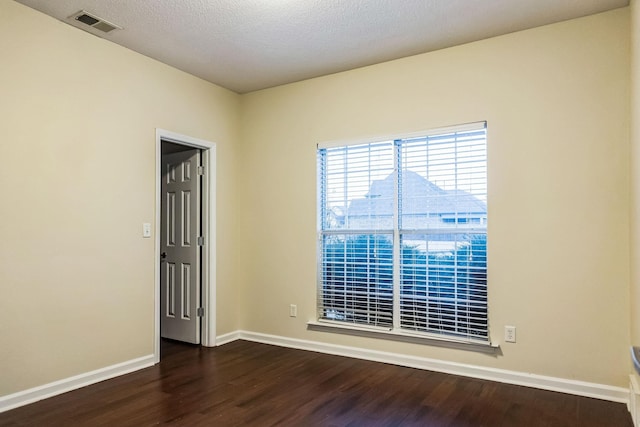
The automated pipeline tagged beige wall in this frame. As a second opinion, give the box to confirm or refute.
[239,9,631,387]
[0,1,240,396]
[631,0,640,365]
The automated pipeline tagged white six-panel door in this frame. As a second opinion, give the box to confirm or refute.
[160,149,201,344]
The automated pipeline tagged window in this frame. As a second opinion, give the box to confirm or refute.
[317,122,488,344]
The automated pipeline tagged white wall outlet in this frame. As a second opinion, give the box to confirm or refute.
[289,304,297,317]
[142,223,152,238]
[505,325,516,343]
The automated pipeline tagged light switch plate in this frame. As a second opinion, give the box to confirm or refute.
[142,223,152,238]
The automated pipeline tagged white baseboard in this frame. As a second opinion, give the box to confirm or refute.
[0,354,155,414]
[215,330,241,346]
[3,332,630,415]
[222,330,629,404]
[631,375,640,427]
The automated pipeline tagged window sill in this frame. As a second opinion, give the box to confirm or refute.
[307,320,500,354]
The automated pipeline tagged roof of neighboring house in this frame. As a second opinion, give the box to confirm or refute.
[348,171,486,217]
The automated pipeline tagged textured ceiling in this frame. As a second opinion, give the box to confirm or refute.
[14,0,629,94]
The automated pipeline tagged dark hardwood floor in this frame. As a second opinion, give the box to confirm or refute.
[0,339,633,426]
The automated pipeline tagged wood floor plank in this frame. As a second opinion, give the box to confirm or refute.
[0,339,632,426]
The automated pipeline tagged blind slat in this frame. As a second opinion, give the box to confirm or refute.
[318,123,488,342]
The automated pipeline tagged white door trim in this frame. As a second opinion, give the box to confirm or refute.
[155,129,217,362]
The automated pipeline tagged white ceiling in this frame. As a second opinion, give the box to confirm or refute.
[14,0,629,94]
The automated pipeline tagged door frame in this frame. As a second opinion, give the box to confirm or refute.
[155,129,217,362]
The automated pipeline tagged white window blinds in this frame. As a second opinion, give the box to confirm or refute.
[317,122,488,343]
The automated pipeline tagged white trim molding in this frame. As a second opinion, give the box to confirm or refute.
[155,128,217,360]
[2,332,630,415]
[630,374,640,427]
[222,330,629,404]
[215,330,242,346]
[0,355,155,413]
[307,320,499,354]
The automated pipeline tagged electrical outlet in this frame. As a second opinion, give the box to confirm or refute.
[505,325,516,343]
[289,304,297,317]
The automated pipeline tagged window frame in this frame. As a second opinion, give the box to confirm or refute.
[316,122,490,347]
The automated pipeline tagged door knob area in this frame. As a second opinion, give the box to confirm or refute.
[161,252,167,259]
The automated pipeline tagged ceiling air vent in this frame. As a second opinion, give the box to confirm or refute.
[69,10,122,33]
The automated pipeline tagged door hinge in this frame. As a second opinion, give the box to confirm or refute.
[197,307,204,317]
[197,166,205,176]
[197,236,204,246]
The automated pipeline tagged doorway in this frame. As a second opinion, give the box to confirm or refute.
[155,129,217,362]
